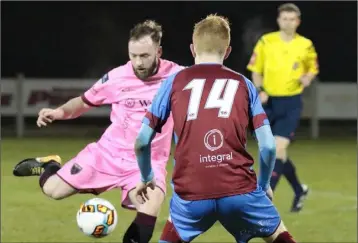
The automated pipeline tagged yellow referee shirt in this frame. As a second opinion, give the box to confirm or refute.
[247,31,319,96]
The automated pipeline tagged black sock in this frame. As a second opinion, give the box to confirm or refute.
[270,159,284,191]
[122,212,157,243]
[39,161,61,188]
[283,159,303,195]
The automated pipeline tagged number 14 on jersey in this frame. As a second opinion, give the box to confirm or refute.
[183,78,240,121]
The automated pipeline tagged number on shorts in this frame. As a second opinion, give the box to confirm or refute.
[183,78,239,121]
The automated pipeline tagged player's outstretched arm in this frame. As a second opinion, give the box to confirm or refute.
[36,96,92,127]
[57,96,92,120]
[254,125,276,191]
[135,123,157,183]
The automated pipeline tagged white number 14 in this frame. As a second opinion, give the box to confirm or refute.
[183,78,239,121]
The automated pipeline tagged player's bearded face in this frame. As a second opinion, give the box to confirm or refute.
[132,57,157,80]
[128,36,161,81]
[277,11,300,34]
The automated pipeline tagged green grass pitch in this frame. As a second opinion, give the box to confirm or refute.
[1,137,356,242]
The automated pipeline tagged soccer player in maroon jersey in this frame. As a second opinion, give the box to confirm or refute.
[134,15,297,243]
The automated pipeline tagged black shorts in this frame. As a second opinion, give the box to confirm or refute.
[263,94,302,140]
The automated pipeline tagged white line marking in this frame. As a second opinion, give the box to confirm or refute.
[310,190,357,201]
[299,205,357,215]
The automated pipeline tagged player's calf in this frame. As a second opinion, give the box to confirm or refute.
[263,221,296,243]
[41,174,77,200]
[13,155,76,199]
[270,137,290,190]
[123,187,165,243]
[39,159,77,200]
[272,136,307,212]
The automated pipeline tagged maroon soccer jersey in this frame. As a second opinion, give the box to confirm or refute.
[143,64,269,200]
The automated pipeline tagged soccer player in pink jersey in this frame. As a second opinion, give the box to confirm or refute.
[13,20,183,243]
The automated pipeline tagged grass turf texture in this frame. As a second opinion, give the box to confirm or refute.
[1,137,356,242]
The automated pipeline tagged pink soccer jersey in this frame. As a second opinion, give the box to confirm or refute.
[81,59,184,172]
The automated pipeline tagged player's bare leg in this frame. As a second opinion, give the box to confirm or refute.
[270,136,309,212]
[122,187,165,243]
[263,221,296,243]
[41,174,77,199]
[13,155,77,199]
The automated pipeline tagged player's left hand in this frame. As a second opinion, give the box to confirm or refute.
[300,75,312,87]
[135,180,156,204]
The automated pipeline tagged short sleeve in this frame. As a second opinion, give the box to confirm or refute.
[247,37,265,74]
[244,77,270,130]
[81,73,116,106]
[142,73,177,133]
[304,42,319,75]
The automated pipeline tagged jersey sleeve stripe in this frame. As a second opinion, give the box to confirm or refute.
[81,94,100,107]
[143,112,166,133]
[252,113,269,129]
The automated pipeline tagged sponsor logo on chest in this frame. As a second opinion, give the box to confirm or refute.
[123,98,152,109]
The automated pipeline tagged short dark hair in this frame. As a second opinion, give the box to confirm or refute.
[129,20,163,45]
[278,3,301,17]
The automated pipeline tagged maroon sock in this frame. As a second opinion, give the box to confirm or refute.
[39,161,61,188]
[159,220,184,243]
[273,231,296,243]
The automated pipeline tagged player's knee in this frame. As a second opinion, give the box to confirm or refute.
[138,187,165,216]
[275,221,288,235]
[41,175,57,197]
[49,190,67,200]
[42,176,74,200]
[264,221,288,242]
[42,182,63,200]
[275,136,290,149]
[275,137,290,160]
[42,182,55,198]
[275,147,287,160]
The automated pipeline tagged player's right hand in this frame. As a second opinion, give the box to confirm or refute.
[259,91,269,104]
[266,186,274,201]
[135,180,156,204]
[37,108,64,127]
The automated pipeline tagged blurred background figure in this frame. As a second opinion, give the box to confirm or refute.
[247,3,318,213]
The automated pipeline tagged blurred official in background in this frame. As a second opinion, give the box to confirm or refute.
[247,3,319,212]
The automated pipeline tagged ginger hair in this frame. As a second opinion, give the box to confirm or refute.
[192,14,231,56]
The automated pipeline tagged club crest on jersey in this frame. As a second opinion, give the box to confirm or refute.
[124,98,136,108]
[292,62,299,70]
[124,98,152,108]
[70,163,82,175]
[101,73,109,83]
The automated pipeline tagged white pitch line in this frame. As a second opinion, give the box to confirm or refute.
[299,205,357,215]
[283,190,357,215]
[309,190,357,201]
